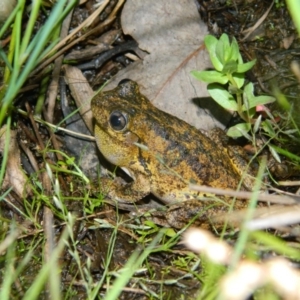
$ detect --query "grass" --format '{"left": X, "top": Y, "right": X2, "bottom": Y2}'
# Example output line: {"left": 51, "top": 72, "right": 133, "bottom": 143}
{"left": 1, "top": 1, "right": 300, "bottom": 299}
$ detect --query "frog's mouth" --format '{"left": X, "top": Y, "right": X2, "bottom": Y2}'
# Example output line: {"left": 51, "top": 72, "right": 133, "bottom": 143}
{"left": 120, "top": 166, "right": 136, "bottom": 181}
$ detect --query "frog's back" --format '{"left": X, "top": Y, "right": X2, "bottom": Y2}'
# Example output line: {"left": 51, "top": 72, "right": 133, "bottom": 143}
{"left": 136, "top": 105, "right": 242, "bottom": 191}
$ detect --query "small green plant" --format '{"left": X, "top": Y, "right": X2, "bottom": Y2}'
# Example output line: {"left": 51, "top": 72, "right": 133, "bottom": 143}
{"left": 275, "top": 0, "right": 285, "bottom": 8}
{"left": 191, "top": 33, "right": 276, "bottom": 139}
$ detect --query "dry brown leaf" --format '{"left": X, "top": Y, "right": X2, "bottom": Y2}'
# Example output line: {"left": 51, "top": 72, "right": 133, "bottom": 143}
{"left": 282, "top": 35, "right": 295, "bottom": 49}
{"left": 105, "top": 0, "right": 232, "bottom": 130}
{"left": 0, "top": 0, "right": 16, "bottom": 23}
{"left": 63, "top": 65, "right": 95, "bottom": 133}
{"left": 62, "top": 65, "right": 100, "bottom": 175}
{"left": 0, "top": 126, "right": 28, "bottom": 197}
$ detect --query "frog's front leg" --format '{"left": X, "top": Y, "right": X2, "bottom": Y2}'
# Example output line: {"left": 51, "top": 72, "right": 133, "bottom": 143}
{"left": 101, "top": 173, "right": 151, "bottom": 203}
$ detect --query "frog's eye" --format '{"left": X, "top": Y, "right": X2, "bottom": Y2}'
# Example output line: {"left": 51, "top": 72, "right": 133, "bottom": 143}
{"left": 118, "top": 79, "right": 132, "bottom": 85}
{"left": 109, "top": 111, "right": 128, "bottom": 131}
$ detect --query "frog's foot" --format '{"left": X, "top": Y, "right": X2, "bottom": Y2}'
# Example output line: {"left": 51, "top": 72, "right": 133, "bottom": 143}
{"left": 99, "top": 174, "right": 151, "bottom": 203}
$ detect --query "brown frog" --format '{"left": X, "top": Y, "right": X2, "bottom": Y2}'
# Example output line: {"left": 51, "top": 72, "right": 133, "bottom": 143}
{"left": 91, "top": 80, "right": 256, "bottom": 228}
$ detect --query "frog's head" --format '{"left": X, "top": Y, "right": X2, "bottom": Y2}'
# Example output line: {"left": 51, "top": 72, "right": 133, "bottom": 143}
{"left": 91, "top": 80, "right": 151, "bottom": 169}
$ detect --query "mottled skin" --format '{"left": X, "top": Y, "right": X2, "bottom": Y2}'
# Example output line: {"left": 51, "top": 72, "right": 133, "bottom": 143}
{"left": 91, "top": 80, "right": 254, "bottom": 227}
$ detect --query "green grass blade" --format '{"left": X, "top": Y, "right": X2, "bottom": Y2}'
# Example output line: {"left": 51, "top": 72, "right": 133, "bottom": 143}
{"left": 103, "top": 230, "right": 164, "bottom": 300}
{"left": 19, "top": 0, "right": 42, "bottom": 64}
{"left": 0, "top": 0, "right": 77, "bottom": 127}
{"left": 286, "top": 0, "right": 300, "bottom": 36}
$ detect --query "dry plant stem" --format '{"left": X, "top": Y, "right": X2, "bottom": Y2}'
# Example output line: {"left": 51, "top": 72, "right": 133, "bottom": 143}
{"left": 0, "top": 34, "right": 11, "bottom": 48}
{"left": 241, "top": 0, "right": 274, "bottom": 41}
{"left": 44, "top": 206, "right": 54, "bottom": 261}
{"left": 19, "top": 83, "right": 39, "bottom": 93}
{"left": 37, "top": 130, "right": 56, "bottom": 291}
{"left": 42, "top": 107, "right": 64, "bottom": 163}
{"left": 189, "top": 184, "right": 300, "bottom": 205}
{"left": 11, "top": 265, "right": 24, "bottom": 296}
{"left": 245, "top": 204, "right": 300, "bottom": 230}
{"left": 71, "top": 281, "right": 146, "bottom": 295}
{"left": 45, "top": 0, "right": 111, "bottom": 58}
{"left": 109, "top": 0, "right": 126, "bottom": 19}
{"left": 64, "top": 29, "right": 121, "bottom": 60}
{"left": 102, "top": 285, "right": 146, "bottom": 296}
{"left": 264, "top": 55, "right": 277, "bottom": 69}
{"left": 19, "top": 121, "right": 38, "bottom": 144}
{"left": 42, "top": 106, "right": 69, "bottom": 191}
{"left": 19, "top": 140, "right": 40, "bottom": 174}
{"left": 45, "top": 9, "right": 74, "bottom": 124}
{"left": 270, "top": 186, "right": 300, "bottom": 197}
{"left": 64, "top": 42, "right": 110, "bottom": 61}
{"left": 30, "top": 0, "right": 115, "bottom": 76}
{"left": 25, "top": 102, "right": 45, "bottom": 149}
{"left": 43, "top": 192, "right": 55, "bottom": 297}
{"left": 41, "top": 172, "right": 54, "bottom": 272}
{"left": 215, "top": 204, "right": 300, "bottom": 229}
{"left": 277, "top": 180, "right": 300, "bottom": 186}
{"left": 257, "top": 77, "right": 272, "bottom": 95}
{"left": 95, "top": 214, "right": 140, "bottom": 240}
{"left": 31, "top": 14, "right": 115, "bottom": 77}
{"left": 16, "top": 210, "right": 114, "bottom": 239}
{"left": 18, "top": 108, "right": 95, "bottom": 141}
{"left": 24, "top": 103, "right": 57, "bottom": 272}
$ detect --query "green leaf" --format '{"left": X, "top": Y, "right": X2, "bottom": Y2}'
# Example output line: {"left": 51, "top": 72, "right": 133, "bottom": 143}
{"left": 191, "top": 70, "right": 228, "bottom": 84}
{"left": 242, "top": 83, "right": 276, "bottom": 110}
{"left": 238, "top": 52, "right": 244, "bottom": 64}
{"left": 66, "top": 157, "right": 75, "bottom": 165}
{"left": 236, "top": 59, "right": 256, "bottom": 73}
{"left": 274, "top": 89, "right": 291, "bottom": 110}
{"left": 247, "top": 95, "right": 276, "bottom": 110}
{"left": 243, "top": 82, "right": 254, "bottom": 110}
{"left": 144, "top": 220, "right": 158, "bottom": 229}
{"left": 253, "top": 115, "right": 262, "bottom": 133}
{"left": 222, "top": 60, "right": 238, "bottom": 73}
{"left": 227, "top": 122, "right": 251, "bottom": 138}
{"left": 216, "top": 40, "right": 225, "bottom": 65}
{"left": 204, "top": 35, "right": 223, "bottom": 71}
{"left": 251, "top": 230, "right": 300, "bottom": 260}
{"left": 232, "top": 72, "right": 245, "bottom": 88}
{"left": 208, "top": 83, "right": 238, "bottom": 111}
{"left": 219, "top": 33, "right": 231, "bottom": 62}
{"left": 268, "top": 144, "right": 282, "bottom": 163}
{"left": 262, "top": 120, "right": 276, "bottom": 138}
{"left": 244, "top": 81, "right": 254, "bottom": 94}
{"left": 164, "top": 228, "right": 177, "bottom": 237}
{"left": 269, "top": 144, "right": 300, "bottom": 162}
{"left": 230, "top": 37, "right": 239, "bottom": 61}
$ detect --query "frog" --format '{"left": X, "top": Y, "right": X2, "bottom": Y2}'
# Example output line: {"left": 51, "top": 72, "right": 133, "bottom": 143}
{"left": 91, "top": 79, "right": 257, "bottom": 229}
